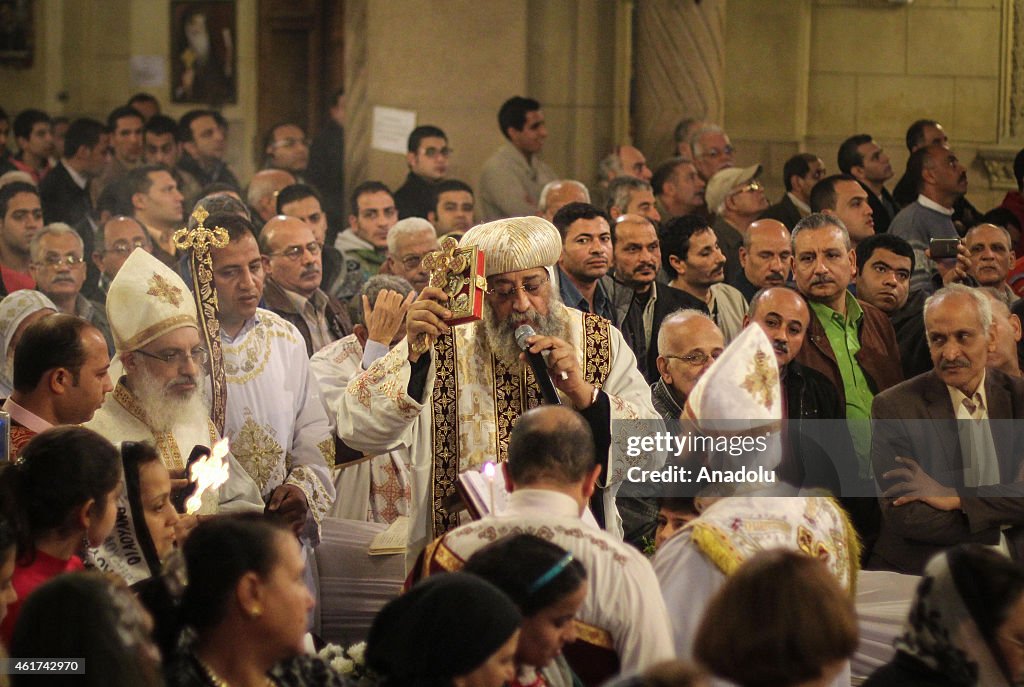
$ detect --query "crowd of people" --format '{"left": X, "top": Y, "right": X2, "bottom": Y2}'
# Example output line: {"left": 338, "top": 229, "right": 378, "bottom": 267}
{"left": 0, "top": 89, "right": 1023, "bottom": 687}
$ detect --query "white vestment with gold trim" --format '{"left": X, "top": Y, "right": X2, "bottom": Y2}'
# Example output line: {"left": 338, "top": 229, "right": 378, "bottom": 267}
{"left": 221, "top": 309, "right": 337, "bottom": 542}
{"left": 311, "top": 334, "right": 411, "bottom": 524}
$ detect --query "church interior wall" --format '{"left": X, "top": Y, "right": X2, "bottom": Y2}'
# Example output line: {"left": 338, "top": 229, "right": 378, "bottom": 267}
{"left": 0, "top": 0, "right": 1015, "bottom": 215}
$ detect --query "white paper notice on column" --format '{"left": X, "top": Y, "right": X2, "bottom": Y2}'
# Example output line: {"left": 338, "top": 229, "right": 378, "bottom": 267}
{"left": 130, "top": 55, "right": 167, "bottom": 88}
{"left": 371, "top": 106, "right": 416, "bottom": 155}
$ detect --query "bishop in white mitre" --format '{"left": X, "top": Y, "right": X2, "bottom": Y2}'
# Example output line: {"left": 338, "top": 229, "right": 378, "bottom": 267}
{"left": 652, "top": 325, "right": 860, "bottom": 687}
{"left": 335, "top": 216, "right": 659, "bottom": 561}
{"left": 87, "top": 249, "right": 264, "bottom": 516}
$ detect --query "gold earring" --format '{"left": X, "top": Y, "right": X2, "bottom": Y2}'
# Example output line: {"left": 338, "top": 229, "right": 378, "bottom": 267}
{"left": 250, "top": 606, "right": 262, "bottom": 618}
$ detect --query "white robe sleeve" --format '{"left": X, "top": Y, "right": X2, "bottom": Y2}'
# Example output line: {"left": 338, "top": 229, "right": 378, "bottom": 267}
{"left": 653, "top": 529, "right": 724, "bottom": 660}
{"left": 608, "top": 548, "right": 678, "bottom": 672}
{"left": 597, "top": 324, "right": 666, "bottom": 535}
{"left": 282, "top": 346, "right": 338, "bottom": 543}
{"left": 335, "top": 338, "right": 435, "bottom": 455}
{"left": 217, "top": 451, "right": 268, "bottom": 514}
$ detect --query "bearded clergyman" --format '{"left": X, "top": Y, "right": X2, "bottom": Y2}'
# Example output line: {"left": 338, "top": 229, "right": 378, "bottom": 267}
{"left": 87, "top": 248, "right": 264, "bottom": 520}
{"left": 335, "top": 215, "right": 659, "bottom": 560}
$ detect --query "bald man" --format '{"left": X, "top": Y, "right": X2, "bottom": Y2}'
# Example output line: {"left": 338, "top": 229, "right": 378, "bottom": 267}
{"left": 731, "top": 218, "right": 792, "bottom": 301}
{"left": 259, "top": 215, "right": 352, "bottom": 355}
{"left": 247, "top": 168, "right": 297, "bottom": 226}
{"left": 538, "top": 179, "right": 590, "bottom": 222}
{"left": 745, "top": 286, "right": 852, "bottom": 498}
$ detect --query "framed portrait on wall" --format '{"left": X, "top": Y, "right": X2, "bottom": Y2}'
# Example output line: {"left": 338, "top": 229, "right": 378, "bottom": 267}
{"left": 170, "top": 0, "right": 236, "bottom": 105}
{"left": 0, "top": 0, "right": 33, "bottom": 68}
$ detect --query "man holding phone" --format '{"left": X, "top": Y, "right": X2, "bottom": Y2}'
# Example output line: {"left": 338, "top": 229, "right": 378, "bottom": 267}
{"left": 890, "top": 144, "right": 969, "bottom": 292}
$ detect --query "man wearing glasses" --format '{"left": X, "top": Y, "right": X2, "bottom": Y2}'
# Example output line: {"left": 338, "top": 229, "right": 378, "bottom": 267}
{"left": 88, "top": 249, "right": 264, "bottom": 522}
{"left": 705, "top": 164, "right": 769, "bottom": 285}
{"left": 85, "top": 215, "right": 153, "bottom": 304}
{"left": 394, "top": 125, "right": 450, "bottom": 220}
{"left": 380, "top": 217, "right": 440, "bottom": 293}
{"left": 262, "top": 122, "right": 309, "bottom": 179}
{"left": 29, "top": 222, "right": 114, "bottom": 353}
{"left": 689, "top": 124, "right": 736, "bottom": 182}
{"left": 260, "top": 214, "right": 352, "bottom": 356}
{"left": 651, "top": 309, "right": 723, "bottom": 421}
{"left": 335, "top": 215, "right": 659, "bottom": 563}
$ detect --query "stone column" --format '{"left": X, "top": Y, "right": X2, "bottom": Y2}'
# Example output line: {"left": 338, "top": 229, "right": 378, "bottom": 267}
{"left": 633, "top": 0, "right": 725, "bottom": 161}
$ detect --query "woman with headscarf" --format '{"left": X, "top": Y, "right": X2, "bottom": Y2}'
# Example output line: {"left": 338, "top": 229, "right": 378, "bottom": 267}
{"left": 864, "top": 544, "right": 1024, "bottom": 687}
{"left": 88, "top": 441, "right": 183, "bottom": 657}
{"left": 0, "top": 289, "right": 55, "bottom": 398}
{"left": 367, "top": 572, "right": 522, "bottom": 687}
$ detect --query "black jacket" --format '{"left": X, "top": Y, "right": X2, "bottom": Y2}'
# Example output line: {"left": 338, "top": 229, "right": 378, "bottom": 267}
{"left": 39, "top": 161, "right": 91, "bottom": 227}
{"left": 394, "top": 172, "right": 438, "bottom": 220}
{"left": 889, "top": 289, "right": 931, "bottom": 379}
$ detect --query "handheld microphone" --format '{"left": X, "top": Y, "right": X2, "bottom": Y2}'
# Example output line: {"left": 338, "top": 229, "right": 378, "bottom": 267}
{"left": 514, "top": 324, "right": 562, "bottom": 405}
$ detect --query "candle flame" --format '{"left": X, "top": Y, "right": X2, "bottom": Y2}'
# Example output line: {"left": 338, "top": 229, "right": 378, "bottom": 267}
{"left": 483, "top": 462, "right": 496, "bottom": 478}
{"left": 185, "top": 437, "right": 231, "bottom": 514}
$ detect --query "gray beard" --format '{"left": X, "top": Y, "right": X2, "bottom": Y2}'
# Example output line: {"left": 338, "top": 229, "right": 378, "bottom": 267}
{"left": 476, "top": 298, "right": 572, "bottom": 372}
{"left": 130, "top": 368, "right": 210, "bottom": 433}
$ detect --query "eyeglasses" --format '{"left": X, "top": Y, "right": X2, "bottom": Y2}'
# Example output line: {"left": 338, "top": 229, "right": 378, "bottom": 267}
{"left": 105, "top": 239, "right": 149, "bottom": 256}
{"left": 421, "top": 146, "right": 452, "bottom": 158}
{"left": 35, "top": 254, "right": 86, "bottom": 268}
{"left": 732, "top": 181, "right": 763, "bottom": 195}
{"left": 268, "top": 242, "right": 321, "bottom": 260}
{"left": 663, "top": 350, "right": 722, "bottom": 367}
{"left": 399, "top": 254, "right": 426, "bottom": 270}
{"left": 134, "top": 346, "right": 209, "bottom": 367}
{"left": 485, "top": 276, "right": 550, "bottom": 300}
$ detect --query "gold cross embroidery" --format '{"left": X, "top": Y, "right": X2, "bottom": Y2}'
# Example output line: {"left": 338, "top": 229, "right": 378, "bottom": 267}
{"left": 740, "top": 349, "right": 778, "bottom": 411}
{"left": 173, "top": 205, "right": 229, "bottom": 255}
{"left": 146, "top": 273, "right": 183, "bottom": 307}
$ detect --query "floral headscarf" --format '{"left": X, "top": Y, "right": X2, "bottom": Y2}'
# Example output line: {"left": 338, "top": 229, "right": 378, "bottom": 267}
{"left": 0, "top": 290, "right": 57, "bottom": 396}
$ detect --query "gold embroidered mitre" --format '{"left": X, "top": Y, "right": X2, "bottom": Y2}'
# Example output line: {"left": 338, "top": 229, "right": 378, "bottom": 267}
{"left": 684, "top": 324, "right": 781, "bottom": 431}
{"left": 458, "top": 216, "right": 561, "bottom": 276}
{"left": 106, "top": 248, "right": 199, "bottom": 353}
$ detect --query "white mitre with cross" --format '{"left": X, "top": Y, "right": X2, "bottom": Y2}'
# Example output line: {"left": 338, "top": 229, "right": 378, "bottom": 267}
{"left": 684, "top": 324, "right": 784, "bottom": 484}
{"left": 685, "top": 323, "right": 781, "bottom": 429}
{"left": 106, "top": 248, "right": 199, "bottom": 354}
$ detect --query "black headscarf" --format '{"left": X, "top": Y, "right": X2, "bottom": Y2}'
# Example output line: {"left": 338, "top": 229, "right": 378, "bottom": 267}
{"left": 367, "top": 572, "right": 521, "bottom": 686}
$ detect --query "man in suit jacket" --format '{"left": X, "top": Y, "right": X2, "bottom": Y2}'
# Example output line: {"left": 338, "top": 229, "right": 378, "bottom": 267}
{"left": 760, "top": 153, "right": 825, "bottom": 230}
{"left": 39, "top": 118, "right": 109, "bottom": 228}
{"left": 604, "top": 213, "right": 705, "bottom": 383}
{"left": 871, "top": 284, "right": 1024, "bottom": 574}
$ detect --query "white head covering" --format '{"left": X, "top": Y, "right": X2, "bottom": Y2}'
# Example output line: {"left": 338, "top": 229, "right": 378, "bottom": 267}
{"left": 684, "top": 324, "right": 784, "bottom": 487}
{"left": 458, "top": 216, "right": 562, "bottom": 277}
{"left": 685, "top": 324, "right": 781, "bottom": 430}
{"left": 0, "top": 289, "right": 57, "bottom": 395}
{"left": 105, "top": 249, "right": 198, "bottom": 353}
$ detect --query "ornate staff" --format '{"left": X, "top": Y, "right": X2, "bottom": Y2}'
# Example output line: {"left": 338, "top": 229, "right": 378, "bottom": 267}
{"left": 173, "top": 206, "right": 229, "bottom": 433}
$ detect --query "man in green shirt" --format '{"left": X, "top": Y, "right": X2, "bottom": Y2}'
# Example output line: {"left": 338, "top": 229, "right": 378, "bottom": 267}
{"left": 791, "top": 212, "right": 904, "bottom": 559}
